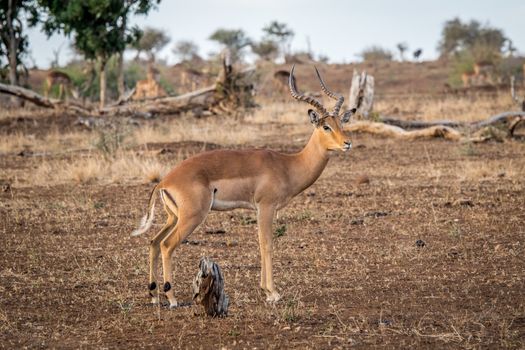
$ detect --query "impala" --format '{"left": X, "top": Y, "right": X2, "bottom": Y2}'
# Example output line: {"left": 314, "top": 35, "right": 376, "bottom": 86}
{"left": 44, "top": 70, "right": 79, "bottom": 101}
{"left": 132, "top": 65, "right": 167, "bottom": 100}
{"left": 131, "top": 65, "right": 355, "bottom": 307}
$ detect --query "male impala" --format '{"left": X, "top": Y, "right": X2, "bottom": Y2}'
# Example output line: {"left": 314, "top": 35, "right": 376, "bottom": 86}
{"left": 131, "top": 66, "right": 355, "bottom": 307}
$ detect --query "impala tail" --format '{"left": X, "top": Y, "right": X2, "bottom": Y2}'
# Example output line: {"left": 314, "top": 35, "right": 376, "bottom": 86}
{"left": 131, "top": 185, "right": 159, "bottom": 236}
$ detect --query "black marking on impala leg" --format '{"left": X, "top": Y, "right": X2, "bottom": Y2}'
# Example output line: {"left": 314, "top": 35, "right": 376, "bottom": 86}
{"left": 149, "top": 282, "right": 157, "bottom": 291}
{"left": 164, "top": 282, "right": 171, "bottom": 293}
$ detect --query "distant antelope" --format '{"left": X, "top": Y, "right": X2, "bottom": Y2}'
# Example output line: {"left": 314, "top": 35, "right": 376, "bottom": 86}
{"left": 131, "top": 66, "right": 355, "bottom": 308}
{"left": 272, "top": 69, "right": 291, "bottom": 100}
{"left": 132, "top": 65, "right": 167, "bottom": 100}
{"left": 44, "top": 71, "right": 79, "bottom": 100}
{"left": 180, "top": 68, "right": 206, "bottom": 92}
{"left": 463, "top": 62, "right": 496, "bottom": 88}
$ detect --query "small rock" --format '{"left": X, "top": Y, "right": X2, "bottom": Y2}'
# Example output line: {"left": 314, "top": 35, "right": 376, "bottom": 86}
{"left": 183, "top": 239, "right": 200, "bottom": 245}
{"left": 365, "top": 211, "right": 388, "bottom": 218}
{"left": 378, "top": 319, "right": 393, "bottom": 327}
{"left": 351, "top": 218, "right": 364, "bottom": 225}
{"left": 354, "top": 175, "right": 370, "bottom": 185}
{"left": 453, "top": 198, "right": 474, "bottom": 207}
{"left": 225, "top": 239, "right": 238, "bottom": 247}
{"left": 205, "top": 228, "right": 226, "bottom": 234}
{"left": 157, "top": 148, "right": 173, "bottom": 155}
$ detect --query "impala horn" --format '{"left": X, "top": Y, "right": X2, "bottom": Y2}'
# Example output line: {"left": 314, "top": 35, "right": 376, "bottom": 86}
{"left": 289, "top": 65, "right": 329, "bottom": 118}
{"left": 314, "top": 66, "right": 345, "bottom": 116}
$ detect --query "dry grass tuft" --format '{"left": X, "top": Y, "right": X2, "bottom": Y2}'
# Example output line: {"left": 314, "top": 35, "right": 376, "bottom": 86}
{"left": 36, "top": 156, "right": 106, "bottom": 184}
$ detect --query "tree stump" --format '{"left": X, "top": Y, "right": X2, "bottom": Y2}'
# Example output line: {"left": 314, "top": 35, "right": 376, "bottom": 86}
{"left": 192, "top": 257, "right": 229, "bottom": 317}
{"left": 348, "top": 70, "right": 374, "bottom": 119}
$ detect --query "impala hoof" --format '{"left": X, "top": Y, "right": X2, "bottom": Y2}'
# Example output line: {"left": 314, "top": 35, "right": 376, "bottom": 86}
{"left": 266, "top": 291, "right": 281, "bottom": 303}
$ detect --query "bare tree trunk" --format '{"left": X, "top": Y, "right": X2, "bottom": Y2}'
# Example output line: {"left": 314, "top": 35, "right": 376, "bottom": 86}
{"left": 98, "top": 56, "right": 107, "bottom": 109}
{"left": 116, "top": 15, "right": 126, "bottom": 100}
{"left": 117, "top": 52, "right": 125, "bottom": 99}
{"left": 7, "top": 0, "right": 20, "bottom": 107}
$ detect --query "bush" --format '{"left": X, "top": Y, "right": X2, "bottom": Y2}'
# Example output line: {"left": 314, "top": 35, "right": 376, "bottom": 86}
{"left": 359, "top": 46, "right": 393, "bottom": 62}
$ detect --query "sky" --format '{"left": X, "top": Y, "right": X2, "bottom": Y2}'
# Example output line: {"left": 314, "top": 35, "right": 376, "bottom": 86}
{"left": 26, "top": 0, "right": 525, "bottom": 68}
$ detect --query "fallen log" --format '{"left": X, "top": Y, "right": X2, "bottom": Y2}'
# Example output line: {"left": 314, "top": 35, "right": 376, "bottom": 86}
{"left": 0, "top": 82, "right": 92, "bottom": 115}
{"left": 380, "top": 111, "right": 525, "bottom": 132}
{"left": 99, "top": 85, "right": 217, "bottom": 116}
{"left": 345, "top": 121, "right": 462, "bottom": 141}
{"left": 346, "top": 111, "right": 525, "bottom": 142}
{"left": 379, "top": 116, "right": 464, "bottom": 129}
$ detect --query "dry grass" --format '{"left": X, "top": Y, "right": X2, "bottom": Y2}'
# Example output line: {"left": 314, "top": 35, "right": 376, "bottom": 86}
{"left": 375, "top": 92, "right": 516, "bottom": 122}
{"left": 0, "top": 130, "right": 96, "bottom": 154}
{"left": 33, "top": 153, "right": 170, "bottom": 186}
{"left": 132, "top": 117, "right": 269, "bottom": 147}
{"left": 456, "top": 159, "right": 523, "bottom": 182}
{"left": 245, "top": 102, "right": 306, "bottom": 124}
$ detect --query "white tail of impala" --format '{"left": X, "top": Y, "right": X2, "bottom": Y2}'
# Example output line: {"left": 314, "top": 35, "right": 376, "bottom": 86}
{"left": 132, "top": 65, "right": 356, "bottom": 307}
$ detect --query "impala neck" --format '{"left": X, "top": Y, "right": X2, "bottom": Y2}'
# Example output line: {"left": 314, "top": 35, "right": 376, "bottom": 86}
{"left": 289, "top": 129, "right": 330, "bottom": 196}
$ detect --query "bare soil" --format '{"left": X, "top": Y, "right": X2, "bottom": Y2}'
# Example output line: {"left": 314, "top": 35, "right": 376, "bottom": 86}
{"left": 1, "top": 121, "right": 524, "bottom": 348}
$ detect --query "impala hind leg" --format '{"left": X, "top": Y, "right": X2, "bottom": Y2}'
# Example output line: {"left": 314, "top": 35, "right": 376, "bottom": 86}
{"left": 257, "top": 204, "right": 281, "bottom": 303}
{"left": 148, "top": 211, "right": 177, "bottom": 304}
{"left": 160, "top": 190, "right": 211, "bottom": 308}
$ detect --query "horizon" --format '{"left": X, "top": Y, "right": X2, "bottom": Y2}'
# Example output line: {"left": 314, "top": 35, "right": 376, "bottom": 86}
{"left": 26, "top": 0, "right": 525, "bottom": 68}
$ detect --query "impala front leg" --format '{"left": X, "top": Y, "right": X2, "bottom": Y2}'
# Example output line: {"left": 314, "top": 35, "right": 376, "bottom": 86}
{"left": 257, "top": 204, "right": 281, "bottom": 303}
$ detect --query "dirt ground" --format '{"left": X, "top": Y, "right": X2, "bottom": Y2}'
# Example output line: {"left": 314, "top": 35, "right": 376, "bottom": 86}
{"left": 1, "top": 105, "right": 524, "bottom": 349}
{"left": 1, "top": 59, "right": 525, "bottom": 348}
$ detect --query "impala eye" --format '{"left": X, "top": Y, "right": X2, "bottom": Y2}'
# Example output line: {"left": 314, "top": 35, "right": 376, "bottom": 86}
{"left": 322, "top": 125, "right": 332, "bottom": 132}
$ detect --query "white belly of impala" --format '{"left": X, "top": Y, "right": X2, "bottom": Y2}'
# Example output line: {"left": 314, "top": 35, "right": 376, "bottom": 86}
{"left": 211, "top": 199, "right": 255, "bottom": 211}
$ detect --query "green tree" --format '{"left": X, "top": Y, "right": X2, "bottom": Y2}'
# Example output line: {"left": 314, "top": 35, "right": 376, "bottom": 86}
{"left": 359, "top": 46, "right": 393, "bottom": 62}
{"left": 209, "top": 28, "right": 251, "bottom": 62}
{"left": 438, "top": 18, "right": 507, "bottom": 58}
{"left": 262, "top": 21, "right": 294, "bottom": 59}
{"left": 172, "top": 40, "right": 199, "bottom": 62}
{"left": 0, "top": 0, "right": 38, "bottom": 102}
{"left": 251, "top": 39, "right": 278, "bottom": 62}
{"left": 132, "top": 26, "right": 170, "bottom": 60}
{"left": 39, "top": 0, "right": 160, "bottom": 108}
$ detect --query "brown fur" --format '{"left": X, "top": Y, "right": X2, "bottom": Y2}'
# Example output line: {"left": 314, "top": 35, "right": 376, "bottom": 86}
{"left": 132, "top": 66, "right": 166, "bottom": 100}
{"left": 44, "top": 71, "right": 78, "bottom": 100}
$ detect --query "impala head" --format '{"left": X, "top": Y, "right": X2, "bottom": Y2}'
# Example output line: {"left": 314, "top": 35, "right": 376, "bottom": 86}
{"left": 289, "top": 65, "right": 355, "bottom": 152}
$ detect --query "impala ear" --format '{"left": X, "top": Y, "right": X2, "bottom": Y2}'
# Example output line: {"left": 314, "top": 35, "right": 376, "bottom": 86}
{"left": 308, "top": 109, "right": 321, "bottom": 125}
{"left": 341, "top": 108, "right": 357, "bottom": 124}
